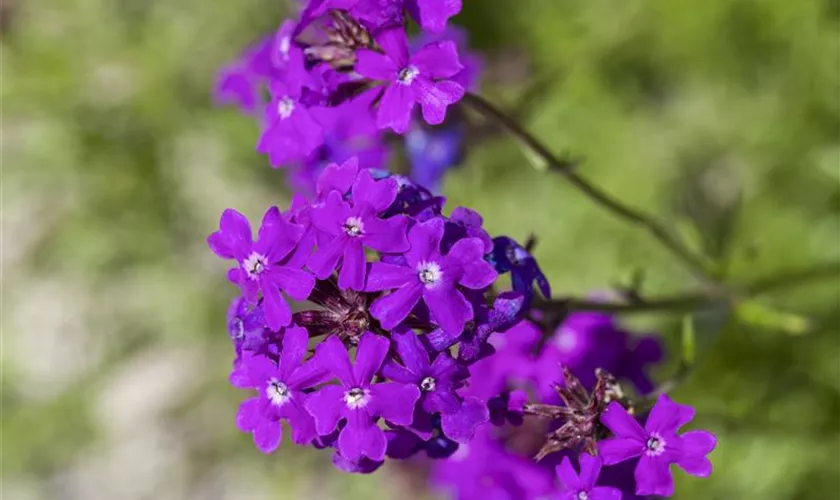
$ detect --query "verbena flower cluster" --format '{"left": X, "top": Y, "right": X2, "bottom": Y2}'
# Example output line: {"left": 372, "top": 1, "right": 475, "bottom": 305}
{"left": 210, "top": 0, "right": 717, "bottom": 497}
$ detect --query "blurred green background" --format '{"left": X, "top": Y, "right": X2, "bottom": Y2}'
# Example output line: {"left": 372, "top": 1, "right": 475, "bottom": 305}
{"left": 3, "top": 0, "right": 839, "bottom": 498}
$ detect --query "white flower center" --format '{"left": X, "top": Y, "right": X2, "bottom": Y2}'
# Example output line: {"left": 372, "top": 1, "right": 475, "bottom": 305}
{"left": 417, "top": 261, "right": 442, "bottom": 286}
{"left": 277, "top": 96, "right": 295, "bottom": 119}
{"left": 397, "top": 65, "right": 419, "bottom": 85}
{"left": 343, "top": 217, "right": 364, "bottom": 237}
{"left": 645, "top": 432, "right": 666, "bottom": 456}
{"left": 554, "top": 327, "right": 578, "bottom": 353}
{"left": 343, "top": 387, "right": 371, "bottom": 409}
{"left": 420, "top": 376, "right": 436, "bottom": 392}
{"left": 577, "top": 492, "right": 589, "bottom": 500}
{"left": 243, "top": 252, "right": 268, "bottom": 280}
{"left": 266, "top": 378, "right": 292, "bottom": 406}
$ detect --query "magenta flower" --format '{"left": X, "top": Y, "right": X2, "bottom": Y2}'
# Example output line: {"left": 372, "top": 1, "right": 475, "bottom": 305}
{"left": 258, "top": 81, "right": 324, "bottom": 167}
{"left": 381, "top": 328, "right": 488, "bottom": 443}
{"left": 207, "top": 207, "right": 315, "bottom": 330}
{"left": 599, "top": 395, "right": 717, "bottom": 497}
{"left": 366, "top": 217, "right": 498, "bottom": 335}
{"left": 304, "top": 334, "right": 421, "bottom": 462}
{"left": 555, "top": 455, "right": 622, "bottom": 500}
{"left": 230, "top": 326, "right": 331, "bottom": 453}
{"left": 308, "top": 169, "right": 410, "bottom": 290}
{"left": 356, "top": 27, "right": 464, "bottom": 133}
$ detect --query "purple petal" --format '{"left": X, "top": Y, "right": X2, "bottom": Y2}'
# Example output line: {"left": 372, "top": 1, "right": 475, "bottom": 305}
{"left": 317, "top": 157, "right": 360, "bottom": 196}
{"left": 556, "top": 457, "right": 582, "bottom": 491}
{"left": 380, "top": 360, "right": 418, "bottom": 384}
{"left": 268, "top": 266, "right": 315, "bottom": 301}
{"left": 411, "top": 40, "right": 463, "bottom": 79}
{"left": 282, "top": 400, "right": 319, "bottom": 445}
{"left": 412, "top": 0, "right": 461, "bottom": 33}
{"left": 677, "top": 430, "right": 717, "bottom": 456}
{"left": 370, "top": 281, "right": 424, "bottom": 329}
{"left": 391, "top": 327, "right": 431, "bottom": 374}
{"left": 356, "top": 49, "right": 398, "bottom": 82}
{"left": 405, "top": 217, "right": 445, "bottom": 266}
{"left": 424, "top": 284, "right": 472, "bottom": 336}
{"left": 634, "top": 455, "right": 675, "bottom": 497}
{"left": 413, "top": 78, "right": 463, "bottom": 125}
{"left": 339, "top": 421, "right": 387, "bottom": 462}
{"left": 370, "top": 383, "right": 421, "bottom": 425}
{"left": 338, "top": 241, "right": 366, "bottom": 290}
{"left": 424, "top": 390, "right": 461, "bottom": 414}
{"left": 307, "top": 236, "right": 346, "bottom": 279}
{"left": 354, "top": 333, "right": 391, "bottom": 384}
{"left": 375, "top": 27, "right": 409, "bottom": 68}
{"left": 219, "top": 209, "right": 253, "bottom": 256}
{"left": 589, "top": 487, "right": 623, "bottom": 500}
{"left": 310, "top": 190, "right": 352, "bottom": 234}
{"left": 599, "top": 438, "right": 645, "bottom": 466}
{"left": 278, "top": 326, "right": 309, "bottom": 376}
{"left": 578, "top": 453, "right": 603, "bottom": 490}
{"left": 253, "top": 415, "right": 282, "bottom": 453}
{"left": 440, "top": 396, "right": 488, "bottom": 443}
{"left": 352, "top": 168, "right": 399, "bottom": 213}
{"left": 645, "top": 394, "right": 695, "bottom": 434}
{"left": 255, "top": 208, "right": 304, "bottom": 262}
{"left": 376, "top": 84, "right": 415, "bottom": 134}
{"left": 236, "top": 397, "right": 261, "bottom": 433}
{"left": 361, "top": 215, "right": 410, "bottom": 253}
{"left": 677, "top": 455, "right": 713, "bottom": 478}
{"left": 601, "top": 402, "right": 647, "bottom": 441}
{"left": 447, "top": 237, "right": 498, "bottom": 289}
{"left": 207, "top": 232, "right": 236, "bottom": 260}
{"left": 365, "top": 261, "right": 416, "bottom": 291}
{"left": 304, "top": 384, "right": 346, "bottom": 436}
{"left": 262, "top": 279, "right": 292, "bottom": 330}
{"left": 315, "top": 336, "right": 355, "bottom": 385}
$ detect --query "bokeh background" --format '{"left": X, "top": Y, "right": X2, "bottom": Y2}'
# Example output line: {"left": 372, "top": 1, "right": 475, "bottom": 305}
{"left": 3, "top": 0, "right": 839, "bottom": 498}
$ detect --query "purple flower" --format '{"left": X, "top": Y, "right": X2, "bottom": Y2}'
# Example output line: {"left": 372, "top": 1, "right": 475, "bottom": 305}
{"left": 406, "top": 122, "right": 464, "bottom": 193}
{"left": 366, "top": 217, "right": 498, "bottom": 335}
{"left": 555, "top": 455, "right": 622, "bottom": 500}
{"left": 226, "top": 297, "right": 271, "bottom": 356}
{"left": 490, "top": 236, "right": 551, "bottom": 306}
{"left": 382, "top": 327, "right": 488, "bottom": 442}
{"left": 356, "top": 28, "right": 465, "bottom": 133}
{"left": 258, "top": 81, "right": 324, "bottom": 167}
{"left": 214, "top": 36, "right": 276, "bottom": 113}
{"left": 207, "top": 207, "right": 315, "bottom": 330}
{"left": 230, "top": 326, "right": 330, "bottom": 453}
{"left": 308, "top": 169, "right": 410, "bottom": 290}
{"left": 406, "top": 0, "right": 462, "bottom": 34}
{"left": 599, "top": 395, "right": 717, "bottom": 497}
{"left": 304, "top": 334, "right": 421, "bottom": 461}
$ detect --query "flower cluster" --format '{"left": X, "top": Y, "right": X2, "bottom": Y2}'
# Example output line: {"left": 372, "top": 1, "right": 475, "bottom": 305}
{"left": 209, "top": 0, "right": 718, "bottom": 496}
{"left": 431, "top": 315, "right": 716, "bottom": 499}
{"left": 211, "top": 158, "right": 538, "bottom": 470}
{"left": 215, "top": 0, "right": 481, "bottom": 195}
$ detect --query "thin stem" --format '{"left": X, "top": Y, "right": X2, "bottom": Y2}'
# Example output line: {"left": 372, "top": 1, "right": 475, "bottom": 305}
{"left": 461, "top": 92, "right": 713, "bottom": 279}
{"left": 533, "top": 262, "right": 838, "bottom": 315}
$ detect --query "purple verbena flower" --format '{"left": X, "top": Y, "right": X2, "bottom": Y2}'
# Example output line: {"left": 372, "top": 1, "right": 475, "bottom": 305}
{"left": 599, "top": 395, "right": 717, "bottom": 497}
{"left": 555, "top": 455, "right": 622, "bottom": 500}
{"left": 304, "top": 334, "right": 421, "bottom": 461}
{"left": 382, "top": 327, "right": 488, "bottom": 442}
{"left": 258, "top": 81, "right": 324, "bottom": 167}
{"left": 366, "top": 217, "right": 498, "bottom": 335}
{"left": 308, "top": 169, "right": 410, "bottom": 290}
{"left": 356, "top": 27, "right": 465, "bottom": 133}
{"left": 230, "top": 326, "right": 330, "bottom": 453}
{"left": 207, "top": 207, "right": 315, "bottom": 330}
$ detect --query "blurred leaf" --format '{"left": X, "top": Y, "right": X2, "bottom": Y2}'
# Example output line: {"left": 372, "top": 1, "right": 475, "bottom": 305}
{"left": 736, "top": 300, "right": 814, "bottom": 335}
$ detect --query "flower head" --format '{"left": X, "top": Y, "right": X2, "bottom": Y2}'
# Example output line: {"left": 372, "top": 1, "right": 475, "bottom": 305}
{"left": 357, "top": 27, "right": 465, "bottom": 133}
{"left": 599, "top": 394, "right": 717, "bottom": 497}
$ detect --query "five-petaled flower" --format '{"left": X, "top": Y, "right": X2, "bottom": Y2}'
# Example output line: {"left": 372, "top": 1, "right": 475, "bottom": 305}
{"left": 599, "top": 394, "right": 717, "bottom": 497}
{"left": 207, "top": 207, "right": 316, "bottom": 330}
{"left": 357, "top": 27, "right": 465, "bottom": 133}
{"left": 305, "top": 334, "right": 421, "bottom": 461}
{"left": 230, "top": 326, "right": 331, "bottom": 453}
{"left": 365, "top": 217, "right": 498, "bottom": 335}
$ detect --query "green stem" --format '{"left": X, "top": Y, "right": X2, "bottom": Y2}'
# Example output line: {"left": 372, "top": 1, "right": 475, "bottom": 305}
{"left": 461, "top": 92, "right": 713, "bottom": 279}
